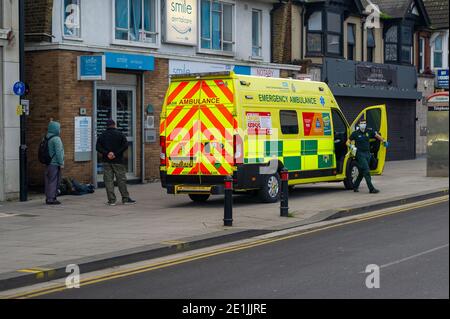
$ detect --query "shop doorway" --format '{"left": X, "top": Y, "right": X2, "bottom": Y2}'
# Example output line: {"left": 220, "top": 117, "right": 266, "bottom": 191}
{"left": 95, "top": 86, "right": 137, "bottom": 182}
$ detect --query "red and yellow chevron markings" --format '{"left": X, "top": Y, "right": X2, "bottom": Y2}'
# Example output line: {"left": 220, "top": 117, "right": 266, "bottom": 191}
{"left": 162, "top": 79, "right": 236, "bottom": 176}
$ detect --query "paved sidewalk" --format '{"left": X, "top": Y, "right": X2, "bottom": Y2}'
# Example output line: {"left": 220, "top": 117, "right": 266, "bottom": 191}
{"left": 0, "top": 158, "right": 448, "bottom": 277}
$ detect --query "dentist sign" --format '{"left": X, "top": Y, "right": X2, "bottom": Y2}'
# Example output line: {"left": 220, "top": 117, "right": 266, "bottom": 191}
{"left": 164, "top": 0, "right": 197, "bottom": 45}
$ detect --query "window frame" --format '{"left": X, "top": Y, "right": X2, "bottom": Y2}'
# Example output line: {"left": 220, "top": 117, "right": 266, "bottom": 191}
{"left": 418, "top": 36, "right": 425, "bottom": 72}
{"left": 62, "top": 0, "right": 82, "bottom": 40}
{"left": 198, "top": 0, "right": 235, "bottom": 56}
{"left": 433, "top": 35, "right": 443, "bottom": 68}
{"left": 366, "top": 27, "right": 376, "bottom": 62}
{"left": 251, "top": 8, "right": 262, "bottom": 58}
{"left": 279, "top": 110, "right": 299, "bottom": 135}
{"left": 347, "top": 23, "right": 356, "bottom": 61}
{"left": 384, "top": 22, "right": 414, "bottom": 65}
{"left": 112, "top": 0, "right": 160, "bottom": 49}
{"left": 306, "top": 9, "right": 343, "bottom": 57}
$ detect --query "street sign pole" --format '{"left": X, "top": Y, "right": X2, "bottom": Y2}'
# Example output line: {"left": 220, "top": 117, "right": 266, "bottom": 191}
{"left": 19, "top": 0, "right": 27, "bottom": 202}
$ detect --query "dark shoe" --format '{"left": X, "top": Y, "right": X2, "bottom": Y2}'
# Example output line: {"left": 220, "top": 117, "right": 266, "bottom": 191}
{"left": 353, "top": 188, "right": 359, "bottom": 192}
{"left": 370, "top": 188, "right": 380, "bottom": 194}
{"left": 46, "top": 200, "right": 61, "bottom": 205}
{"left": 122, "top": 198, "right": 136, "bottom": 205}
{"left": 106, "top": 201, "right": 117, "bottom": 206}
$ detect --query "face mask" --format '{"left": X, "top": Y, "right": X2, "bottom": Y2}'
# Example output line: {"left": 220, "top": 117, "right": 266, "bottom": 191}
{"left": 359, "top": 123, "right": 367, "bottom": 131}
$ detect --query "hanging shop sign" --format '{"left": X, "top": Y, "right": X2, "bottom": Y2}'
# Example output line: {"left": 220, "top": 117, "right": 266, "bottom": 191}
{"left": 105, "top": 52, "right": 155, "bottom": 71}
{"left": 74, "top": 116, "right": 92, "bottom": 162}
{"left": 164, "top": 0, "right": 198, "bottom": 45}
{"left": 77, "top": 55, "right": 106, "bottom": 81}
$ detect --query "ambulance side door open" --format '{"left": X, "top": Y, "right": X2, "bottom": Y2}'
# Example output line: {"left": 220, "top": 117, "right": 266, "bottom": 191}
{"left": 350, "top": 104, "right": 388, "bottom": 175}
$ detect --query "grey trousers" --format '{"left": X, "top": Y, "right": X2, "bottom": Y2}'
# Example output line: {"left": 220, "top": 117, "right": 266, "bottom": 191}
{"left": 45, "top": 165, "right": 61, "bottom": 202}
{"left": 103, "top": 163, "right": 130, "bottom": 203}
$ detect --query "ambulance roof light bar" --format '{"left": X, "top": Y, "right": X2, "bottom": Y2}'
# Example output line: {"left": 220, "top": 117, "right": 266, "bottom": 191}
{"left": 170, "top": 71, "right": 233, "bottom": 79}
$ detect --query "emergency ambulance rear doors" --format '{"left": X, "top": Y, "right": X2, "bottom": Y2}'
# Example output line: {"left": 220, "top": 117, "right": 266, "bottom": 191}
{"left": 164, "top": 78, "right": 235, "bottom": 177}
{"left": 350, "top": 104, "right": 388, "bottom": 175}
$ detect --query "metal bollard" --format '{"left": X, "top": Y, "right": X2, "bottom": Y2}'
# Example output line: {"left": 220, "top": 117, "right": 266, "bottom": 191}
{"left": 280, "top": 168, "right": 289, "bottom": 217}
{"left": 224, "top": 175, "right": 233, "bottom": 226}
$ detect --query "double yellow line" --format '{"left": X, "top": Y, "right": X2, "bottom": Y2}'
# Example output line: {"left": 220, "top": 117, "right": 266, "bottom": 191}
{"left": 4, "top": 195, "right": 448, "bottom": 299}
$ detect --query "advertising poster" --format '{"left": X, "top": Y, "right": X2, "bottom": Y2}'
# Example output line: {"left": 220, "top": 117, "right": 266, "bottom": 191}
{"left": 246, "top": 112, "right": 272, "bottom": 135}
{"left": 165, "top": 0, "right": 198, "bottom": 45}
{"left": 303, "top": 112, "right": 332, "bottom": 136}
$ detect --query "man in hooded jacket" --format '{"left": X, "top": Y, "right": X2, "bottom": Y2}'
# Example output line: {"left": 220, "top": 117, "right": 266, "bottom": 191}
{"left": 45, "top": 121, "right": 65, "bottom": 205}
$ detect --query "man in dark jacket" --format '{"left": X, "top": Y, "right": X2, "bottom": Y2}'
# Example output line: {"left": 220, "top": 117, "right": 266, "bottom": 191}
{"left": 96, "top": 119, "right": 136, "bottom": 206}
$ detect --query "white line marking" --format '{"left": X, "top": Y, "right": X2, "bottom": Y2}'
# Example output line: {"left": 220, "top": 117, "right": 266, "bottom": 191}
{"left": 379, "top": 243, "right": 449, "bottom": 269}
{"left": 0, "top": 213, "right": 19, "bottom": 218}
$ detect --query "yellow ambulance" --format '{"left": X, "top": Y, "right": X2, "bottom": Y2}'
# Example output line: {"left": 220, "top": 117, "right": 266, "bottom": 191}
{"left": 159, "top": 71, "right": 387, "bottom": 203}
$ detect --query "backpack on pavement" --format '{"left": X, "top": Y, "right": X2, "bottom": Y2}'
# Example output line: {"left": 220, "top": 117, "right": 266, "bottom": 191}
{"left": 38, "top": 135, "right": 56, "bottom": 165}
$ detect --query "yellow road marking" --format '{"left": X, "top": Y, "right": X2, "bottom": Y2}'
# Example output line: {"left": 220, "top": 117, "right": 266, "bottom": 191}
{"left": 5, "top": 196, "right": 448, "bottom": 299}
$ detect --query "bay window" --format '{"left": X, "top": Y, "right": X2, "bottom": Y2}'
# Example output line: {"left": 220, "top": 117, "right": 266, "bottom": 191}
{"left": 63, "top": 0, "right": 81, "bottom": 38}
{"left": 201, "top": 0, "right": 234, "bottom": 53}
{"left": 384, "top": 25, "right": 398, "bottom": 62}
{"left": 114, "top": 0, "right": 157, "bottom": 44}
{"left": 401, "top": 26, "right": 412, "bottom": 63}
{"left": 306, "top": 10, "right": 342, "bottom": 56}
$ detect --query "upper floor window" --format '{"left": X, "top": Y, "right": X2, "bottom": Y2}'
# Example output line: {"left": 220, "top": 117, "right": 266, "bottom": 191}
{"left": 63, "top": 0, "right": 81, "bottom": 38}
{"left": 401, "top": 26, "right": 412, "bottom": 64}
{"left": 326, "top": 12, "right": 342, "bottom": 55}
{"left": 114, "top": 0, "right": 157, "bottom": 45}
{"left": 306, "top": 10, "right": 342, "bottom": 56}
{"left": 347, "top": 23, "right": 356, "bottom": 60}
{"left": 252, "top": 9, "right": 262, "bottom": 57}
{"left": 419, "top": 36, "right": 425, "bottom": 72}
{"left": 201, "top": 0, "right": 234, "bottom": 53}
{"left": 384, "top": 25, "right": 398, "bottom": 62}
{"left": 433, "top": 35, "right": 443, "bottom": 68}
{"left": 307, "top": 11, "right": 322, "bottom": 53}
{"left": 367, "top": 28, "right": 375, "bottom": 62}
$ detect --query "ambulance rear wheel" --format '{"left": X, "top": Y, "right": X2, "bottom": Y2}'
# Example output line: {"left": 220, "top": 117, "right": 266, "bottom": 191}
{"left": 259, "top": 174, "right": 281, "bottom": 203}
{"left": 188, "top": 194, "right": 210, "bottom": 202}
{"left": 344, "top": 160, "right": 359, "bottom": 190}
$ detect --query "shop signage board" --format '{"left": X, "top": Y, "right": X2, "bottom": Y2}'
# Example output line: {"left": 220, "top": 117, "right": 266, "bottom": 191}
{"left": 169, "top": 60, "right": 280, "bottom": 77}
{"left": 74, "top": 116, "right": 92, "bottom": 162}
{"left": 355, "top": 63, "right": 397, "bottom": 87}
{"left": 77, "top": 55, "right": 106, "bottom": 80}
{"left": 436, "top": 69, "right": 449, "bottom": 89}
{"left": 164, "top": 0, "right": 197, "bottom": 45}
{"left": 105, "top": 52, "right": 154, "bottom": 71}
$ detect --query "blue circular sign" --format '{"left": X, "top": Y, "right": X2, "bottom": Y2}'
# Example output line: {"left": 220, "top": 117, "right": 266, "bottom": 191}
{"left": 13, "top": 81, "right": 26, "bottom": 96}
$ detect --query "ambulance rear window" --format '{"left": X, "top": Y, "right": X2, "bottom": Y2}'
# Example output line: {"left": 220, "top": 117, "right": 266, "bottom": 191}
{"left": 280, "top": 110, "right": 299, "bottom": 135}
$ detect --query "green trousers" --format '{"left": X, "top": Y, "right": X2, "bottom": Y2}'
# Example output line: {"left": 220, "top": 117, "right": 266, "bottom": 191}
{"left": 103, "top": 163, "right": 130, "bottom": 203}
{"left": 354, "top": 151, "right": 375, "bottom": 191}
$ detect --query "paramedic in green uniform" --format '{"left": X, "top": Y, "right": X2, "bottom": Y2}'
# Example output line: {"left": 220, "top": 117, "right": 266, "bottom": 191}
{"left": 346, "top": 119, "right": 389, "bottom": 193}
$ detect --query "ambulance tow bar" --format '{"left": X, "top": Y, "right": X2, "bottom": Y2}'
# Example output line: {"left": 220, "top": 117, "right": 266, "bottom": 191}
{"left": 224, "top": 175, "right": 233, "bottom": 226}
{"left": 280, "top": 168, "right": 289, "bottom": 217}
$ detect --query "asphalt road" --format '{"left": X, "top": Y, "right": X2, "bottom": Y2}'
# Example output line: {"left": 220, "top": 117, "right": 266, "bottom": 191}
{"left": 38, "top": 201, "right": 449, "bottom": 299}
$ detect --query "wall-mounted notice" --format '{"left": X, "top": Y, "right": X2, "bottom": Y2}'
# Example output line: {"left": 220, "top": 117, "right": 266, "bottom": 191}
{"left": 75, "top": 116, "right": 92, "bottom": 162}
{"left": 165, "top": 0, "right": 198, "bottom": 45}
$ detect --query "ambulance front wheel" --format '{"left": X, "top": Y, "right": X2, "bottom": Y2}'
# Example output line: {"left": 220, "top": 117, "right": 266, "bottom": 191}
{"left": 188, "top": 194, "right": 210, "bottom": 202}
{"left": 259, "top": 173, "right": 281, "bottom": 203}
{"left": 344, "top": 160, "right": 359, "bottom": 190}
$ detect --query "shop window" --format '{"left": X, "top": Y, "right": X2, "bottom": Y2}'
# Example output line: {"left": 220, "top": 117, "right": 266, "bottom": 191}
{"left": 433, "top": 35, "right": 443, "bottom": 68}
{"left": 114, "top": 0, "right": 157, "bottom": 45}
{"left": 384, "top": 25, "right": 398, "bottom": 62}
{"left": 252, "top": 9, "right": 262, "bottom": 57}
{"left": 401, "top": 26, "right": 412, "bottom": 64}
{"left": 280, "top": 110, "right": 299, "bottom": 135}
{"left": 307, "top": 11, "right": 323, "bottom": 53}
{"left": 326, "top": 12, "right": 342, "bottom": 55}
{"left": 367, "top": 28, "right": 375, "bottom": 62}
{"left": 63, "top": 0, "right": 81, "bottom": 38}
{"left": 347, "top": 23, "right": 356, "bottom": 60}
{"left": 201, "top": 0, "right": 234, "bottom": 53}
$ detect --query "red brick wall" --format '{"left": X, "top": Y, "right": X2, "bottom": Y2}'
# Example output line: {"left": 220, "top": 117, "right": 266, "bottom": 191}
{"left": 25, "top": 50, "right": 168, "bottom": 188}
{"left": 25, "top": 0, "right": 54, "bottom": 42}
{"left": 271, "top": 1, "right": 292, "bottom": 64}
